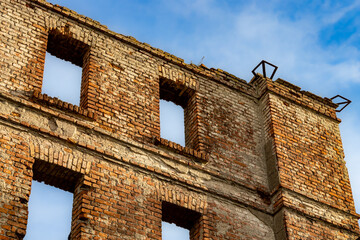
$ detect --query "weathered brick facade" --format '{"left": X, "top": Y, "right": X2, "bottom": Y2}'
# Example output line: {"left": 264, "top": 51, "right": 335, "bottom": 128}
{"left": 0, "top": 0, "right": 359, "bottom": 239}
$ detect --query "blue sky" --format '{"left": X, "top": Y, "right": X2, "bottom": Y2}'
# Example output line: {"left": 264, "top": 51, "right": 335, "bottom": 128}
{"left": 27, "top": 0, "right": 360, "bottom": 238}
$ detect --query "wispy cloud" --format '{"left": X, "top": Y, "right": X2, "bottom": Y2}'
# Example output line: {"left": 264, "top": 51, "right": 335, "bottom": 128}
{"left": 161, "top": 1, "right": 360, "bottom": 92}
{"left": 320, "top": 1, "right": 360, "bottom": 25}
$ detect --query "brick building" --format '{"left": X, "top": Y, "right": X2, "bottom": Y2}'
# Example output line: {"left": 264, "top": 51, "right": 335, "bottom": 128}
{"left": 0, "top": 0, "right": 359, "bottom": 239}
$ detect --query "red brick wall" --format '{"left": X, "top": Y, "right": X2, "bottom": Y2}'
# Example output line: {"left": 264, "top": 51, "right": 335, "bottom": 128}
{"left": 0, "top": 0, "right": 359, "bottom": 239}
{"left": 198, "top": 79, "right": 269, "bottom": 191}
{"left": 254, "top": 77, "right": 360, "bottom": 238}
{"left": 0, "top": 132, "right": 32, "bottom": 239}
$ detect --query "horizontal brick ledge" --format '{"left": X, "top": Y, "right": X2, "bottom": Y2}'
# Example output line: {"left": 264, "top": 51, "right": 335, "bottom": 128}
{"left": 152, "top": 137, "right": 209, "bottom": 163}
{"left": 31, "top": 90, "right": 97, "bottom": 120}
{"left": 0, "top": 106, "right": 272, "bottom": 214}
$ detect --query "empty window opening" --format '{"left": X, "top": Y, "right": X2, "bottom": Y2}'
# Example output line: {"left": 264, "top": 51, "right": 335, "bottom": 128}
{"left": 162, "top": 201, "right": 201, "bottom": 240}
{"left": 25, "top": 159, "right": 82, "bottom": 240}
{"left": 25, "top": 180, "right": 73, "bottom": 240}
{"left": 160, "top": 99, "right": 185, "bottom": 146}
{"left": 159, "top": 78, "right": 196, "bottom": 148}
{"left": 162, "top": 221, "right": 189, "bottom": 240}
{"left": 42, "top": 52, "right": 82, "bottom": 105}
{"left": 42, "top": 29, "right": 89, "bottom": 106}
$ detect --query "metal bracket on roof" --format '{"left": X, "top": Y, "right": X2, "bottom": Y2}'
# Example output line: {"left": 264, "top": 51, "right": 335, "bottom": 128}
{"left": 252, "top": 60, "right": 278, "bottom": 80}
{"left": 330, "top": 95, "right": 351, "bottom": 112}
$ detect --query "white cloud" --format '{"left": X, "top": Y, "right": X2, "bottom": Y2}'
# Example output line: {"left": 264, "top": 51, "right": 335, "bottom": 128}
{"left": 320, "top": 1, "right": 360, "bottom": 25}
{"left": 158, "top": 1, "right": 360, "bottom": 93}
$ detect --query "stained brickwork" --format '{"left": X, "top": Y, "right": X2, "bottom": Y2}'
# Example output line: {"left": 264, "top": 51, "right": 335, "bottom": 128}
{"left": 0, "top": 0, "right": 359, "bottom": 239}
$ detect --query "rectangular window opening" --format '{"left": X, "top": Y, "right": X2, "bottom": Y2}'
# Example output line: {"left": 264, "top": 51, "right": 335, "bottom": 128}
{"left": 25, "top": 159, "right": 82, "bottom": 240}
{"left": 161, "top": 201, "right": 201, "bottom": 240}
{"left": 42, "top": 29, "right": 89, "bottom": 106}
{"left": 160, "top": 99, "right": 185, "bottom": 146}
{"left": 42, "top": 52, "right": 82, "bottom": 106}
{"left": 25, "top": 180, "right": 73, "bottom": 240}
{"left": 159, "top": 78, "right": 196, "bottom": 148}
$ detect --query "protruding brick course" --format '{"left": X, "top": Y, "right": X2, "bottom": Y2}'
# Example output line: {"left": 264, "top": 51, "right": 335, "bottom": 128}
{"left": 32, "top": 90, "right": 97, "bottom": 120}
{"left": 0, "top": 0, "right": 359, "bottom": 239}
